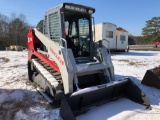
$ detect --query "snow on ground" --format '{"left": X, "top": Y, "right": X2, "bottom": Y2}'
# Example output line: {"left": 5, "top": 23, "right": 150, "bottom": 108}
{"left": 112, "top": 51, "right": 160, "bottom": 107}
{"left": 0, "top": 50, "right": 160, "bottom": 120}
{"left": 0, "top": 51, "right": 60, "bottom": 120}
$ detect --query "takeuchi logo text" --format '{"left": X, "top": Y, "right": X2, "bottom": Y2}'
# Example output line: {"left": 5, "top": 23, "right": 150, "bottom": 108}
{"left": 50, "top": 48, "right": 64, "bottom": 65}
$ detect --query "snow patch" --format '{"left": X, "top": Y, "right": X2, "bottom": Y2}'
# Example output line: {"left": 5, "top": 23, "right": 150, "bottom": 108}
{"left": 15, "top": 110, "right": 26, "bottom": 120}
{"left": 76, "top": 63, "right": 89, "bottom": 71}
{"left": 76, "top": 98, "right": 145, "bottom": 120}
{"left": 0, "top": 51, "right": 160, "bottom": 120}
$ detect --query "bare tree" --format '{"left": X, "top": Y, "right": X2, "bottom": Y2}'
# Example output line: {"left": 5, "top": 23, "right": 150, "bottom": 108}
{"left": 8, "top": 18, "right": 28, "bottom": 46}
{"left": 0, "top": 13, "right": 9, "bottom": 49}
{"left": 0, "top": 13, "right": 33, "bottom": 49}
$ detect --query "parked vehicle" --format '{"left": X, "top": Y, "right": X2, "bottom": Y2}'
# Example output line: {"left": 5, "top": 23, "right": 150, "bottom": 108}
{"left": 153, "top": 41, "right": 160, "bottom": 48}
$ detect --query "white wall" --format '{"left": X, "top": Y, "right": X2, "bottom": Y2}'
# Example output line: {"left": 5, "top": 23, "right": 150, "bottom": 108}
{"left": 94, "top": 23, "right": 102, "bottom": 42}
{"left": 102, "top": 23, "right": 116, "bottom": 49}
{"left": 94, "top": 23, "right": 117, "bottom": 49}
{"left": 116, "top": 32, "right": 128, "bottom": 50}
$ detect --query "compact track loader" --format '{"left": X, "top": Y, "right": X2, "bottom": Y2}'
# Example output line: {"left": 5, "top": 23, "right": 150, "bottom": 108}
{"left": 27, "top": 3, "right": 150, "bottom": 119}
{"left": 142, "top": 66, "right": 160, "bottom": 89}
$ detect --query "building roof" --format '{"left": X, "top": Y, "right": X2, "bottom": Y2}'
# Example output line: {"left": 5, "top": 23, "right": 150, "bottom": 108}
{"left": 116, "top": 29, "right": 128, "bottom": 36}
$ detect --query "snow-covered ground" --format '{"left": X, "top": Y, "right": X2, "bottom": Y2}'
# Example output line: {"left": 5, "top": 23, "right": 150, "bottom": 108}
{"left": 0, "top": 50, "right": 160, "bottom": 120}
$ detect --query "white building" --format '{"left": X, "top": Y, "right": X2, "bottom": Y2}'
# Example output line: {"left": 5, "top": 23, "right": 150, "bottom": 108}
{"left": 94, "top": 22, "right": 128, "bottom": 51}
{"left": 94, "top": 22, "right": 117, "bottom": 50}
{"left": 116, "top": 30, "right": 128, "bottom": 51}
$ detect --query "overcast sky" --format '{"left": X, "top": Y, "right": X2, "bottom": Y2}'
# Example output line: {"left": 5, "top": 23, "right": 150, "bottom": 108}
{"left": 0, "top": 0, "right": 160, "bottom": 36}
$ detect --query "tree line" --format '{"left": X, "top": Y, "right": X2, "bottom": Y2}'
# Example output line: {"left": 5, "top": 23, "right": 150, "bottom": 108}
{"left": 0, "top": 12, "right": 159, "bottom": 50}
{"left": 129, "top": 16, "right": 160, "bottom": 45}
{"left": 0, "top": 13, "right": 30, "bottom": 50}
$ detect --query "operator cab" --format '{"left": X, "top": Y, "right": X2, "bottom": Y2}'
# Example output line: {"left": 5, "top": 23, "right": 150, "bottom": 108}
{"left": 44, "top": 3, "right": 95, "bottom": 63}
{"left": 64, "top": 11, "right": 91, "bottom": 58}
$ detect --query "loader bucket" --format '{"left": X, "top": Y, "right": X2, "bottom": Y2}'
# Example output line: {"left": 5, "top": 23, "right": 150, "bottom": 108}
{"left": 141, "top": 66, "right": 160, "bottom": 89}
{"left": 60, "top": 78, "right": 150, "bottom": 120}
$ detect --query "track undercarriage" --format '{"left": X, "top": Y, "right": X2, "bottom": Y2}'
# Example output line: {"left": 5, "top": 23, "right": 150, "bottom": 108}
{"left": 28, "top": 58, "right": 63, "bottom": 102}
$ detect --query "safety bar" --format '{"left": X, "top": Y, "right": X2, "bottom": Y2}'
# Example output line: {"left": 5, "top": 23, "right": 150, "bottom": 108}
{"left": 60, "top": 38, "right": 69, "bottom": 69}
{"left": 102, "top": 39, "right": 110, "bottom": 55}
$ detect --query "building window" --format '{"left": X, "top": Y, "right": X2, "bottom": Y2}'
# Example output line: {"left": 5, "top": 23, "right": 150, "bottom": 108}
{"left": 106, "top": 31, "right": 113, "bottom": 38}
{"left": 120, "top": 35, "right": 125, "bottom": 41}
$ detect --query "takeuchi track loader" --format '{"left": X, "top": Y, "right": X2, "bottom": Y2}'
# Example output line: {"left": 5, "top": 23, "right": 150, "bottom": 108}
{"left": 27, "top": 3, "right": 150, "bottom": 119}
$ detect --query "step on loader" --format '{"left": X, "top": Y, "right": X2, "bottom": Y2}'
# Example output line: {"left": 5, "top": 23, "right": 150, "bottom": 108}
{"left": 142, "top": 66, "right": 160, "bottom": 89}
{"left": 27, "top": 3, "right": 150, "bottom": 119}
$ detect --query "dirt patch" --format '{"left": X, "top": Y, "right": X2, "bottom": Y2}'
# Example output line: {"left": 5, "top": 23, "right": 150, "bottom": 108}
{"left": 0, "top": 89, "right": 48, "bottom": 120}
{"left": 115, "top": 59, "right": 147, "bottom": 66}
{"left": 9, "top": 65, "right": 20, "bottom": 68}
{"left": 0, "top": 57, "right": 9, "bottom": 63}
{"left": 119, "top": 59, "right": 135, "bottom": 65}
{"left": 129, "top": 61, "right": 136, "bottom": 66}
{"left": 9, "top": 64, "right": 27, "bottom": 68}
{"left": 118, "top": 59, "right": 130, "bottom": 62}
{"left": 0, "top": 100, "right": 38, "bottom": 119}
{"left": 128, "top": 61, "right": 147, "bottom": 66}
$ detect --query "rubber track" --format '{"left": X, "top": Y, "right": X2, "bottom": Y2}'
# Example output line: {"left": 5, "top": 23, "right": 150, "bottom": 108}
{"left": 38, "top": 58, "right": 61, "bottom": 82}
{"left": 31, "top": 58, "right": 63, "bottom": 90}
